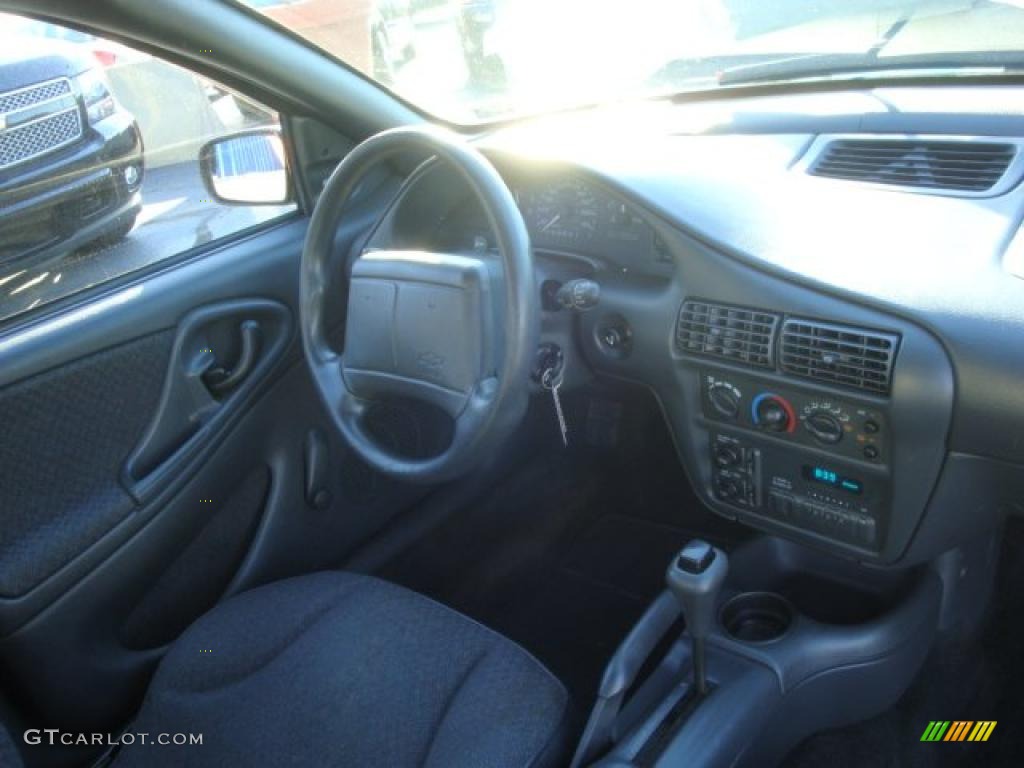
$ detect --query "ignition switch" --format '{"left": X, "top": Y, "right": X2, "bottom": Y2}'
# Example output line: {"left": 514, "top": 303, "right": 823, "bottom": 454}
{"left": 531, "top": 342, "right": 564, "bottom": 384}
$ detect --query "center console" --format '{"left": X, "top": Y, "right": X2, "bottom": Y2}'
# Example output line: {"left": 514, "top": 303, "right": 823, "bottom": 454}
{"left": 571, "top": 537, "right": 942, "bottom": 768}
{"left": 701, "top": 369, "right": 892, "bottom": 555}
{"left": 582, "top": 278, "right": 954, "bottom": 565}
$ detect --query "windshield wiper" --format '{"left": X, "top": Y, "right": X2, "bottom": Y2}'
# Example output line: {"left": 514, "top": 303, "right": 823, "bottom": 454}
{"left": 720, "top": 12, "right": 910, "bottom": 84}
{"left": 718, "top": 50, "right": 1024, "bottom": 86}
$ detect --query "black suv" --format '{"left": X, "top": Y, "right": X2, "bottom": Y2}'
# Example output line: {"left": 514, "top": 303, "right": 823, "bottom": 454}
{"left": 0, "top": 38, "right": 143, "bottom": 270}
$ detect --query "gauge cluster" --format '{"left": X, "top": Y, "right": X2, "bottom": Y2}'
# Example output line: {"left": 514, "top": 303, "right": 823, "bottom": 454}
{"left": 419, "top": 170, "right": 673, "bottom": 276}
{"left": 515, "top": 177, "right": 672, "bottom": 273}
{"left": 519, "top": 178, "right": 602, "bottom": 246}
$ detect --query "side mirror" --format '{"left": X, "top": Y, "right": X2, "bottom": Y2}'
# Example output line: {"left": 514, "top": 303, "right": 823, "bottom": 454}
{"left": 199, "top": 128, "right": 291, "bottom": 205}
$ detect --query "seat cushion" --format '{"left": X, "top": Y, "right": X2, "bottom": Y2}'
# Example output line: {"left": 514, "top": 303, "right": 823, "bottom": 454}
{"left": 115, "top": 572, "right": 569, "bottom": 768}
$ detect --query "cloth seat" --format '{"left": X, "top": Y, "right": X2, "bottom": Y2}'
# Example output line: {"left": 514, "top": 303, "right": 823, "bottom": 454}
{"left": 114, "top": 571, "right": 568, "bottom": 767}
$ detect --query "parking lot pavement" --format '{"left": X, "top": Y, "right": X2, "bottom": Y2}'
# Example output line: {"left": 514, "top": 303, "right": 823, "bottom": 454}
{"left": 0, "top": 162, "right": 293, "bottom": 323}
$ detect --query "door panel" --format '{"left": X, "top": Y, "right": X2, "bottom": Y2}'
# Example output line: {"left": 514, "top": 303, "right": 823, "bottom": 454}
{"left": 0, "top": 218, "right": 309, "bottom": 634}
{"left": 118, "top": 465, "right": 271, "bottom": 650}
{"left": 2, "top": 358, "right": 422, "bottom": 740}
{"left": 0, "top": 329, "right": 173, "bottom": 598}
{"left": 0, "top": 183, "right": 426, "bottom": 765}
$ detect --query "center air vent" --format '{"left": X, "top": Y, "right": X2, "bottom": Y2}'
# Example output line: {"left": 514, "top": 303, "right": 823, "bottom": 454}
{"left": 780, "top": 319, "right": 898, "bottom": 395}
{"left": 810, "top": 139, "right": 1016, "bottom": 193}
{"left": 676, "top": 301, "right": 779, "bottom": 369}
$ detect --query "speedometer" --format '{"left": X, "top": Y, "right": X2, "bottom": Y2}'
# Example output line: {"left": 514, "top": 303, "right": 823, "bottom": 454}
{"left": 522, "top": 179, "right": 601, "bottom": 246}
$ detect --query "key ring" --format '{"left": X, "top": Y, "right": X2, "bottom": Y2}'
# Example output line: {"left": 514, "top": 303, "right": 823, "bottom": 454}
{"left": 541, "top": 367, "right": 563, "bottom": 390}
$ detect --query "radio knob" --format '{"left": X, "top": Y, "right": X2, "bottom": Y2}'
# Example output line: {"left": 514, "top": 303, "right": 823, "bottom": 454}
{"left": 805, "top": 411, "right": 844, "bottom": 445}
{"left": 714, "top": 444, "right": 742, "bottom": 468}
{"left": 716, "top": 476, "right": 742, "bottom": 500}
{"left": 755, "top": 396, "right": 792, "bottom": 432}
{"left": 708, "top": 383, "right": 740, "bottom": 419}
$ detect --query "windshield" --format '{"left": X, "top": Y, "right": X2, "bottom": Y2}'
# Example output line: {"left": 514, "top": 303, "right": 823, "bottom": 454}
{"left": 239, "top": 0, "right": 1024, "bottom": 123}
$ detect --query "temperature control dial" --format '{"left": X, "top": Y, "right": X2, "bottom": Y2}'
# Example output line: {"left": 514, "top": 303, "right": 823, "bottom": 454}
{"left": 751, "top": 393, "right": 795, "bottom": 433}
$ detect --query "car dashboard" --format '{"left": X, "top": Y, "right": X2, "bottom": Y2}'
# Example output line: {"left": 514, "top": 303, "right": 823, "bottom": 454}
{"left": 425, "top": 172, "right": 674, "bottom": 278}
{"left": 375, "top": 84, "right": 1024, "bottom": 567}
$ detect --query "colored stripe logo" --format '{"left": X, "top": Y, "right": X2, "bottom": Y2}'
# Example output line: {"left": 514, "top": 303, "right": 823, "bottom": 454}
{"left": 920, "top": 721, "right": 997, "bottom": 742}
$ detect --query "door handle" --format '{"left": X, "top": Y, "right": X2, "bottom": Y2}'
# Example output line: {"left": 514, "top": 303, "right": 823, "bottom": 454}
{"left": 123, "top": 299, "right": 290, "bottom": 499}
{"left": 203, "top": 320, "right": 261, "bottom": 396}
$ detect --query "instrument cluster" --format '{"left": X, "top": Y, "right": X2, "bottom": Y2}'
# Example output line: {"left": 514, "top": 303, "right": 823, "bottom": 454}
{"left": 428, "top": 173, "right": 674, "bottom": 276}
{"left": 516, "top": 177, "right": 671, "bottom": 271}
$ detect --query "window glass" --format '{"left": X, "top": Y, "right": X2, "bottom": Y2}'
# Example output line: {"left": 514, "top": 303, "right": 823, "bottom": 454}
{"left": 0, "top": 14, "right": 296, "bottom": 325}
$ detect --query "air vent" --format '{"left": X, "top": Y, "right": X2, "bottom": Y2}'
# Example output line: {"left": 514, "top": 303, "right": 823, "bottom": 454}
{"left": 780, "top": 319, "right": 898, "bottom": 395}
{"left": 676, "top": 301, "right": 779, "bottom": 369}
{"left": 810, "top": 139, "right": 1015, "bottom": 193}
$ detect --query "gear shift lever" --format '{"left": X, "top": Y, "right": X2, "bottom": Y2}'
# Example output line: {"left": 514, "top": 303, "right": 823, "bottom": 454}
{"left": 666, "top": 539, "right": 728, "bottom": 695}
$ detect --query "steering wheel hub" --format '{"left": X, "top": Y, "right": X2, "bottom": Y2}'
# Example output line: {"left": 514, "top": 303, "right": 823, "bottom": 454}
{"left": 300, "top": 125, "right": 537, "bottom": 483}
{"left": 344, "top": 250, "right": 494, "bottom": 417}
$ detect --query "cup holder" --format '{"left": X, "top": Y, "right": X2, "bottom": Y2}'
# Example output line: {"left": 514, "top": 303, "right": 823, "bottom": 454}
{"left": 721, "top": 592, "right": 793, "bottom": 643}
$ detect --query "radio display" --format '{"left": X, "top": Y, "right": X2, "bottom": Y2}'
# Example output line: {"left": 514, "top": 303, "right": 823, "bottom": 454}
{"left": 802, "top": 465, "right": 863, "bottom": 495}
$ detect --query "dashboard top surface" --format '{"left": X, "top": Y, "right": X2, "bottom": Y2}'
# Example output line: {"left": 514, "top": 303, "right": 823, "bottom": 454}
{"left": 479, "top": 89, "right": 1024, "bottom": 320}
{"left": 470, "top": 84, "right": 1024, "bottom": 464}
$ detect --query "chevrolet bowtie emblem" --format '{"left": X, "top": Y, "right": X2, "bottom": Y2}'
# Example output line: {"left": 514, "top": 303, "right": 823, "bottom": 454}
{"left": 416, "top": 351, "right": 445, "bottom": 371}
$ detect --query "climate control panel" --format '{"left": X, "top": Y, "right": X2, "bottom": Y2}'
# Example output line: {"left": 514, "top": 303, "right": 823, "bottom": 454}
{"left": 701, "top": 371, "right": 887, "bottom": 464}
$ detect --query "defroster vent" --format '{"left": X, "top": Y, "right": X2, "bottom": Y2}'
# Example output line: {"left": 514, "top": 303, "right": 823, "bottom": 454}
{"left": 780, "top": 319, "right": 898, "bottom": 394}
{"left": 676, "top": 301, "right": 779, "bottom": 369}
{"left": 810, "top": 139, "right": 1016, "bottom": 193}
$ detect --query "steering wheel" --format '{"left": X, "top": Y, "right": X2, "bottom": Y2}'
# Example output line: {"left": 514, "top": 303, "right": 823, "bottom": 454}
{"left": 300, "top": 125, "right": 538, "bottom": 484}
